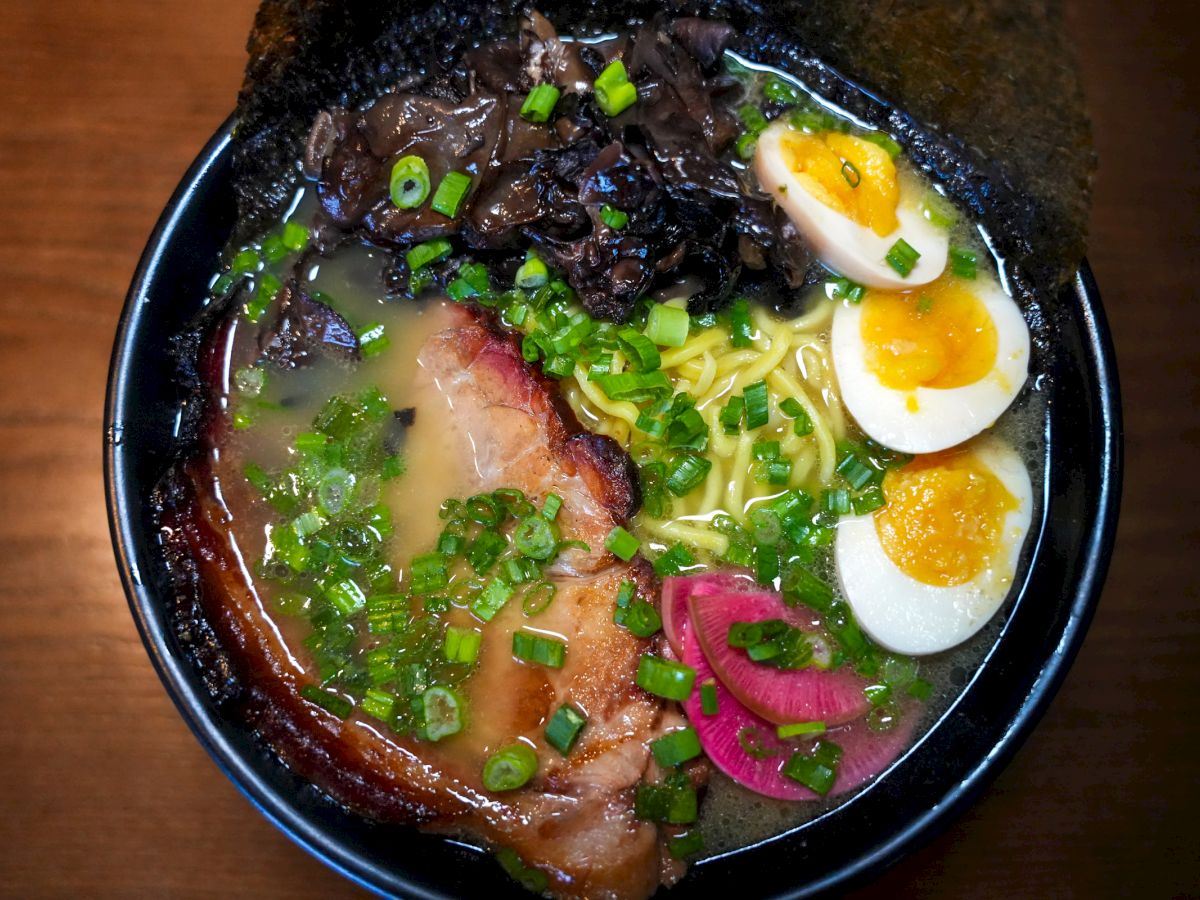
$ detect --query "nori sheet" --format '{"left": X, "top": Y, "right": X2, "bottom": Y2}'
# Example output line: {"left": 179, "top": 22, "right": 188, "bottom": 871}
{"left": 231, "top": 0, "right": 1093, "bottom": 298}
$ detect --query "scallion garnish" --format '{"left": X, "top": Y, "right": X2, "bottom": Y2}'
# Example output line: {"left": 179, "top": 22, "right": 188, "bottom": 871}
{"left": 669, "top": 830, "right": 704, "bottom": 859}
{"left": 544, "top": 703, "right": 587, "bottom": 755}
{"left": 430, "top": 171, "right": 472, "bottom": 218}
{"left": 406, "top": 237, "right": 452, "bottom": 271}
{"left": 357, "top": 322, "right": 390, "bottom": 357}
{"left": 636, "top": 655, "right": 696, "bottom": 701}
{"left": 777, "top": 721, "right": 826, "bottom": 739}
{"left": 841, "top": 159, "right": 861, "bottom": 188}
{"left": 281, "top": 220, "right": 309, "bottom": 251}
{"left": 520, "top": 82, "right": 561, "bottom": 123}
{"left": 729, "top": 297, "right": 753, "bottom": 348}
{"left": 634, "top": 772, "right": 698, "bottom": 824}
{"left": 763, "top": 75, "right": 803, "bottom": 106}
{"left": 885, "top": 238, "right": 921, "bottom": 277}
{"left": 651, "top": 727, "right": 702, "bottom": 768}
{"left": 736, "top": 132, "right": 758, "bottom": 159}
{"left": 469, "top": 576, "right": 513, "bottom": 622}
{"left": 512, "top": 630, "right": 567, "bottom": 668}
{"left": 617, "top": 327, "right": 661, "bottom": 371}
{"left": 950, "top": 246, "right": 978, "bottom": 279}
{"left": 594, "top": 60, "right": 637, "bottom": 116}
{"left": 720, "top": 395, "right": 745, "bottom": 435}
{"left": 541, "top": 493, "right": 562, "bottom": 521}
{"left": 389, "top": 155, "right": 431, "bottom": 209}
{"left": 665, "top": 453, "right": 712, "bottom": 496}
{"left": 644, "top": 303, "right": 689, "bottom": 347}
{"left": 782, "top": 740, "right": 842, "bottom": 795}
{"left": 300, "top": 684, "right": 353, "bottom": 719}
{"left": 600, "top": 204, "right": 629, "bottom": 229}
{"left": 652, "top": 542, "right": 695, "bottom": 577}
{"left": 515, "top": 252, "right": 549, "bottom": 289}
{"left": 604, "top": 526, "right": 640, "bottom": 561}
{"left": 921, "top": 191, "right": 959, "bottom": 229}
{"left": 700, "top": 680, "right": 719, "bottom": 715}
{"left": 482, "top": 742, "right": 538, "bottom": 791}
{"left": 743, "top": 380, "right": 769, "bottom": 429}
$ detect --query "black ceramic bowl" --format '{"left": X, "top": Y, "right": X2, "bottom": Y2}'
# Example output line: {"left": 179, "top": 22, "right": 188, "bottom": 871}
{"left": 105, "top": 116, "right": 1121, "bottom": 898}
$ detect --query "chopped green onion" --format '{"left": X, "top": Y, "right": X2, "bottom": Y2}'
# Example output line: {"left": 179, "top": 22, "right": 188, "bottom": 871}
{"left": 864, "top": 683, "right": 892, "bottom": 706}
{"left": 861, "top": 131, "right": 903, "bottom": 159}
{"left": 783, "top": 564, "right": 836, "bottom": 612}
{"left": 389, "top": 155, "right": 431, "bottom": 209}
{"left": 635, "top": 411, "right": 666, "bottom": 438}
{"left": 636, "top": 655, "right": 696, "bottom": 701}
{"left": 841, "top": 159, "right": 861, "bottom": 188}
{"left": 470, "top": 577, "right": 513, "bottom": 622}
{"left": 744, "top": 380, "right": 769, "bottom": 429}
{"left": 359, "top": 688, "right": 397, "bottom": 722}
{"left": 617, "top": 327, "right": 661, "bottom": 371}
{"left": 653, "top": 542, "right": 695, "bottom": 577}
{"left": 950, "top": 246, "right": 978, "bottom": 279}
{"left": 410, "top": 552, "right": 450, "bottom": 594}
{"left": 852, "top": 485, "right": 887, "bottom": 515}
{"left": 753, "top": 440, "right": 781, "bottom": 461}
{"left": 921, "top": 191, "right": 959, "bottom": 229}
{"left": 736, "top": 132, "right": 758, "bottom": 160}
{"left": 325, "top": 577, "right": 366, "bottom": 616}
{"left": 467, "top": 530, "right": 507, "bottom": 572}
{"left": 430, "top": 171, "right": 472, "bottom": 218}
{"left": 821, "top": 488, "right": 852, "bottom": 516}
{"left": 700, "top": 680, "right": 719, "bottom": 716}
{"left": 435, "top": 675, "right": 481, "bottom": 727}
{"left": 737, "top": 104, "right": 770, "bottom": 135}
{"left": 482, "top": 742, "right": 538, "bottom": 791}
{"left": 916, "top": 294, "right": 934, "bottom": 315}
{"left": 544, "top": 703, "right": 587, "bottom": 755}
{"left": 541, "top": 493, "right": 562, "bottom": 521}
{"left": 357, "top": 322, "right": 390, "bottom": 357}
{"left": 514, "top": 515, "right": 559, "bottom": 560}
{"left": 829, "top": 276, "right": 866, "bottom": 303}
{"left": 604, "top": 526, "right": 640, "bottom": 561}
{"left": 443, "top": 625, "right": 482, "bottom": 664}
{"left": 281, "top": 220, "right": 309, "bottom": 251}
{"left": 763, "top": 75, "right": 803, "bottom": 106}
{"left": 885, "top": 239, "right": 921, "bottom": 277}
{"left": 405, "top": 238, "right": 452, "bottom": 271}
{"left": 600, "top": 204, "right": 629, "bottom": 229}
{"left": 644, "top": 303, "right": 690, "bottom": 347}
{"left": 837, "top": 450, "right": 877, "bottom": 490}
{"left": 245, "top": 272, "right": 281, "bottom": 323}
{"left": 720, "top": 395, "right": 745, "bottom": 434}
{"left": 634, "top": 772, "right": 698, "bottom": 824}
{"left": 669, "top": 830, "right": 704, "bottom": 859}
{"left": 619, "top": 599, "right": 662, "bottom": 638}
{"left": 495, "top": 848, "right": 548, "bottom": 894}
{"left": 520, "top": 82, "right": 561, "bottom": 123}
{"left": 231, "top": 248, "right": 260, "bottom": 275}
{"left": 594, "top": 60, "right": 637, "bottom": 116}
{"left": 729, "top": 297, "right": 753, "bottom": 348}
{"left": 594, "top": 370, "right": 672, "bottom": 402}
{"left": 521, "top": 580, "right": 557, "bottom": 616}
{"left": 907, "top": 678, "right": 934, "bottom": 701}
{"left": 666, "top": 454, "right": 712, "bottom": 496}
{"left": 782, "top": 742, "right": 841, "bottom": 795}
{"left": 300, "top": 684, "right": 353, "bottom": 718}
{"left": 777, "top": 721, "right": 826, "bottom": 739}
{"left": 651, "top": 727, "right": 702, "bottom": 767}
{"left": 515, "top": 253, "right": 549, "bottom": 289}
{"left": 512, "top": 630, "right": 567, "bottom": 669}
{"left": 261, "top": 234, "right": 288, "bottom": 263}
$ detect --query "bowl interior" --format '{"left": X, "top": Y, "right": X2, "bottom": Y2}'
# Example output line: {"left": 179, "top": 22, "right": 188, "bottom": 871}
{"left": 105, "top": 118, "right": 1121, "bottom": 899}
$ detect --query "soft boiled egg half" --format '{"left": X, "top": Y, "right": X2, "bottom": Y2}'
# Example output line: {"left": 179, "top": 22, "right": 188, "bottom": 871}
{"left": 754, "top": 120, "right": 948, "bottom": 288}
{"left": 835, "top": 436, "right": 1034, "bottom": 655}
{"left": 831, "top": 274, "right": 1031, "bottom": 454}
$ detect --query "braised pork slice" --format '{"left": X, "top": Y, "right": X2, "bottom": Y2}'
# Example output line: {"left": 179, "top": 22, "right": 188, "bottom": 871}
{"left": 165, "top": 312, "right": 684, "bottom": 899}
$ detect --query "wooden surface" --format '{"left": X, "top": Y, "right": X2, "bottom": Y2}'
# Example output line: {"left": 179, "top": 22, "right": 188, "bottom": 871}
{"left": 0, "top": 1, "right": 1196, "bottom": 897}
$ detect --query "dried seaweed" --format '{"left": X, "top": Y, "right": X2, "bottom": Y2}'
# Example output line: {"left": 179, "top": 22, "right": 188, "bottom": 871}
{"left": 231, "top": 0, "right": 1093, "bottom": 297}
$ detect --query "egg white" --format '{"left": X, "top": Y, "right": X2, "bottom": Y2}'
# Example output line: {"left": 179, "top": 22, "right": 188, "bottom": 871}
{"left": 831, "top": 274, "right": 1030, "bottom": 454}
{"left": 754, "top": 120, "right": 948, "bottom": 289}
{"left": 834, "top": 436, "right": 1034, "bottom": 656}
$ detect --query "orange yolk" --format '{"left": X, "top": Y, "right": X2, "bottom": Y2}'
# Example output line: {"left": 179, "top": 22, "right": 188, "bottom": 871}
{"left": 860, "top": 278, "right": 998, "bottom": 391}
{"left": 779, "top": 130, "right": 899, "bottom": 236}
{"left": 874, "top": 448, "right": 1018, "bottom": 587}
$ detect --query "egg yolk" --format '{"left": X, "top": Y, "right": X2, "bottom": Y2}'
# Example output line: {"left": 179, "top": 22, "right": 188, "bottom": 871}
{"left": 860, "top": 279, "right": 998, "bottom": 391}
{"left": 874, "top": 449, "right": 1018, "bottom": 587}
{"left": 779, "top": 130, "right": 899, "bottom": 236}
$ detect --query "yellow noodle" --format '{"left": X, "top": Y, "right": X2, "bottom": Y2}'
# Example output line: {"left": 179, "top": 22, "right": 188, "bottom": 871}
{"left": 727, "top": 431, "right": 754, "bottom": 513}
{"left": 691, "top": 351, "right": 718, "bottom": 398}
{"left": 659, "top": 329, "right": 726, "bottom": 367}
{"left": 641, "top": 518, "right": 730, "bottom": 555}
{"left": 767, "top": 367, "right": 837, "bottom": 484}
{"left": 714, "top": 350, "right": 760, "bottom": 373}
{"left": 783, "top": 298, "right": 835, "bottom": 332}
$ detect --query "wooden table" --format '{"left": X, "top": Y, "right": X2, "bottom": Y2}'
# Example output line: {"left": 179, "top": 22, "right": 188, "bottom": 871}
{"left": 1, "top": 2, "right": 1195, "bottom": 897}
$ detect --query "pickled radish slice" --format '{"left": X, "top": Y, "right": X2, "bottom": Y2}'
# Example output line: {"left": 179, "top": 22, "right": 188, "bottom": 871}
{"left": 689, "top": 589, "right": 871, "bottom": 725}
{"left": 682, "top": 626, "right": 918, "bottom": 800}
{"left": 661, "top": 572, "right": 755, "bottom": 658}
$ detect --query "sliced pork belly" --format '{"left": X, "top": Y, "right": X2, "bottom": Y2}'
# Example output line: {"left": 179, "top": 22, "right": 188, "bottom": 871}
{"left": 161, "top": 308, "right": 682, "bottom": 900}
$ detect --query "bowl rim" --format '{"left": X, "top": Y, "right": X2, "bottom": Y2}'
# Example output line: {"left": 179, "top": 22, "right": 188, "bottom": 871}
{"left": 105, "top": 114, "right": 1123, "bottom": 899}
